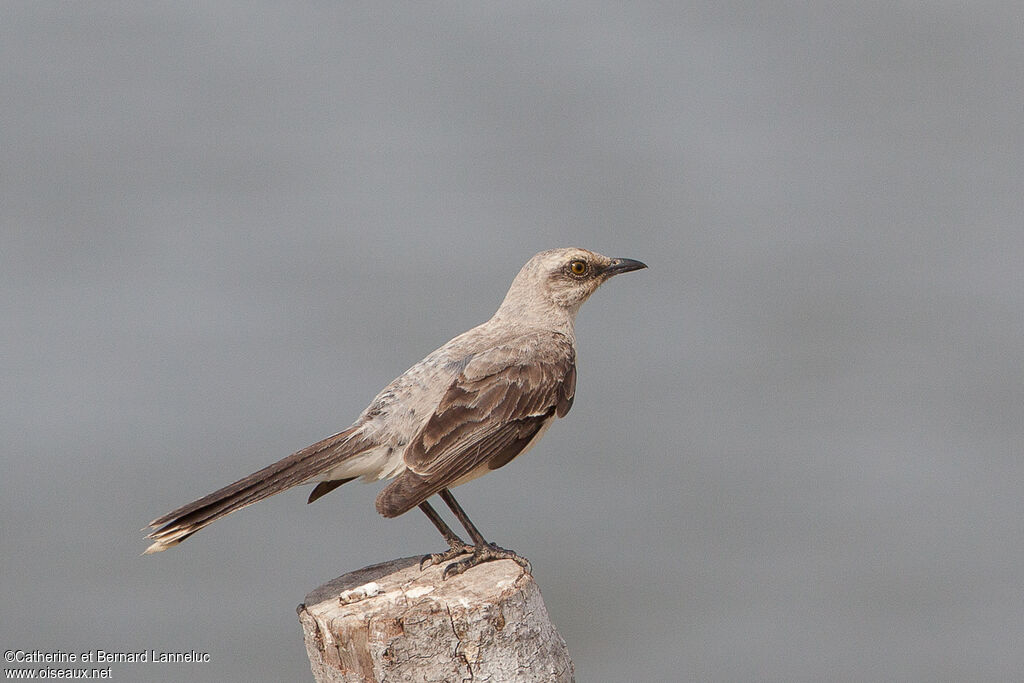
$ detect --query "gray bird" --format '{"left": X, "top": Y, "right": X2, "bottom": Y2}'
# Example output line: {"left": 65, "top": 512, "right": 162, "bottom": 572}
{"left": 144, "top": 247, "right": 646, "bottom": 577}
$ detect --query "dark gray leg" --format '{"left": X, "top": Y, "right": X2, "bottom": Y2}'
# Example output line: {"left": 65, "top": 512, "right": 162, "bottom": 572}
{"left": 417, "top": 500, "right": 473, "bottom": 570}
{"left": 437, "top": 488, "right": 532, "bottom": 579}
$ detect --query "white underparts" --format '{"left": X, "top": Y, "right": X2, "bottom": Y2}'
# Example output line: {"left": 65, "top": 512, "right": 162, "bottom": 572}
{"left": 318, "top": 445, "right": 407, "bottom": 483}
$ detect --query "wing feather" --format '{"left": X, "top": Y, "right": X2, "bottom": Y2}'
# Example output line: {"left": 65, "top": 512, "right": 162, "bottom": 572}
{"left": 375, "top": 331, "right": 575, "bottom": 517}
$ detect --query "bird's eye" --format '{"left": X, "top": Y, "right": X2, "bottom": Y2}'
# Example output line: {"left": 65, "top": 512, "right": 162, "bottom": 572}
{"left": 569, "top": 260, "right": 588, "bottom": 276}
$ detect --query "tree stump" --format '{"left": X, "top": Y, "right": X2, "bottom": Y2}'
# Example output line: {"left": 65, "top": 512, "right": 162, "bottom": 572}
{"left": 297, "top": 556, "right": 574, "bottom": 682}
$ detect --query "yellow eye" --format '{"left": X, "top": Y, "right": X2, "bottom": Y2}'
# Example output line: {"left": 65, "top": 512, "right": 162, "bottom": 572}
{"left": 569, "top": 260, "right": 588, "bottom": 276}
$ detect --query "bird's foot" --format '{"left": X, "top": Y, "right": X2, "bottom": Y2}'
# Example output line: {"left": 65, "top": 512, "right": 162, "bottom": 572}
{"left": 420, "top": 539, "right": 474, "bottom": 571}
{"left": 441, "top": 543, "right": 532, "bottom": 580}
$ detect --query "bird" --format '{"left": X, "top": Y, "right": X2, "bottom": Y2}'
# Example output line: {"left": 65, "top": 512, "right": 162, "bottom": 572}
{"left": 144, "top": 247, "right": 646, "bottom": 578}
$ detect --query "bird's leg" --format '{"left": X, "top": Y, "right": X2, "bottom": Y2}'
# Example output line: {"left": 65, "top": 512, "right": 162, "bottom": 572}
{"left": 417, "top": 500, "right": 473, "bottom": 570}
{"left": 437, "top": 488, "right": 532, "bottom": 579}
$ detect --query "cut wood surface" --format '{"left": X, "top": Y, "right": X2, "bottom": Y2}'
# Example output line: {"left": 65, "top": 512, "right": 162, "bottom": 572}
{"left": 297, "top": 556, "right": 574, "bottom": 682}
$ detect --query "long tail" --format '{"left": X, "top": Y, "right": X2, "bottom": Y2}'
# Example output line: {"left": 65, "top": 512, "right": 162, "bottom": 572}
{"left": 144, "top": 427, "right": 367, "bottom": 553}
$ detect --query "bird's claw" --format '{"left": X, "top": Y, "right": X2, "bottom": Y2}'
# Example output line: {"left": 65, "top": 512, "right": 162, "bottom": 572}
{"left": 420, "top": 540, "right": 474, "bottom": 571}
{"left": 441, "top": 544, "right": 532, "bottom": 580}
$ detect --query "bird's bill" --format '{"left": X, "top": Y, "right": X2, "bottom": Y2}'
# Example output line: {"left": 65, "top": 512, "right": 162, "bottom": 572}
{"left": 603, "top": 257, "right": 648, "bottom": 276}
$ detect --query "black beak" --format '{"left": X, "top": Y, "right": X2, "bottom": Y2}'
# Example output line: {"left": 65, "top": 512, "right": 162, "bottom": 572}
{"left": 603, "top": 257, "right": 648, "bottom": 277}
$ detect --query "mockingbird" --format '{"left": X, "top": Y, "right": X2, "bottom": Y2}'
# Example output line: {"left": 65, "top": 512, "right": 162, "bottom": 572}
{"left": 144, "top": 247, "right": 646, "bottom": 577}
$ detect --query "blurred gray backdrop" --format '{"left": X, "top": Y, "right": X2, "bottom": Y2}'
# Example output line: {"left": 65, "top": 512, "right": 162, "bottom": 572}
{"left": 2, "top": 3, "right": 1022, "bottom": 681}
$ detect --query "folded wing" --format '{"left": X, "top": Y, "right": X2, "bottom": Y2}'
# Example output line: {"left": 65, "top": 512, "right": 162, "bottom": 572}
{"left": 375, "top": 331, "right": 576, "bottom": 518}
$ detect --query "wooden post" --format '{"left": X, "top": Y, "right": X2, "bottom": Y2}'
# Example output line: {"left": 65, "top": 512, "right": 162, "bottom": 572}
{"left": 297, "top": 556, "right": 574, "bottom": 682}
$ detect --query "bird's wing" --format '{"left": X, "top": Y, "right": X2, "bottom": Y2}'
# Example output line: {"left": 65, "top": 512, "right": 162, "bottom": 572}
{"left": 375, "top": 331, "right": 575, "bottom": 517}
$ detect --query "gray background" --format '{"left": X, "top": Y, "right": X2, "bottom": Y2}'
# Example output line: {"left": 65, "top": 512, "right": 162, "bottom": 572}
{"left": 2, "top": 3, "right": 1022, "bottom": 681}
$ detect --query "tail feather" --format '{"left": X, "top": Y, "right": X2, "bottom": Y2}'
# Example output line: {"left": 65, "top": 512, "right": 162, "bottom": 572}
{"left": 144, "top": 427, "right": 367, "bottom": 553}
{"left": 307, "top": 477, "right": 356, "bottom": 504}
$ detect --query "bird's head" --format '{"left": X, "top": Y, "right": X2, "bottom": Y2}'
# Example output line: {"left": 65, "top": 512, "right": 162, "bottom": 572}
{"left": 496, "top": 248, "right": 647, "bottom": 323}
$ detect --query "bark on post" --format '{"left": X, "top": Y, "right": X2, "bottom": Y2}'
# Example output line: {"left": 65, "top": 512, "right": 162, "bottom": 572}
{"left": 297, "top": 556, "right": 574, "bottom": 682}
